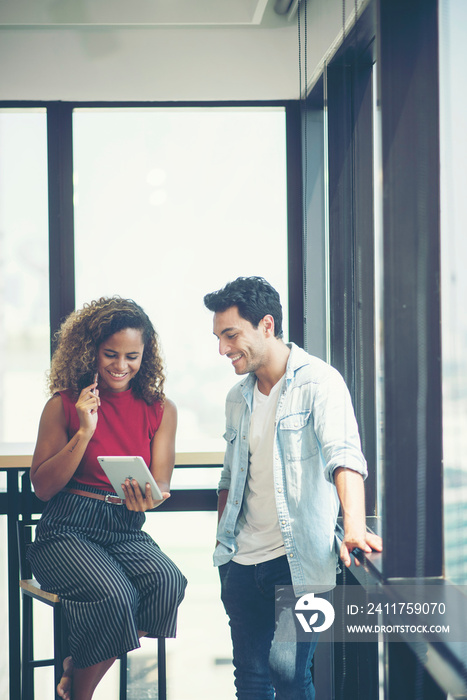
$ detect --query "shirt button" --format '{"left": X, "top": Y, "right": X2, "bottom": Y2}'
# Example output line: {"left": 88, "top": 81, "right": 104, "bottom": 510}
{"left": 226, "top": 530, "right": 231, "bottom": 534}
{"left": 235, "top": 500, "right": 239, "bottom": 505}
{"left": 241, "top": 468, "right": 244, "bottom": 472}
{"left": 281, "top": 520, "right": 286, "bottom": 525}
{"left": 277, "top": 488, "right": 282, "bottom": 493}
{"left": 289, "top": 553, "right": 294, "bottom": 558}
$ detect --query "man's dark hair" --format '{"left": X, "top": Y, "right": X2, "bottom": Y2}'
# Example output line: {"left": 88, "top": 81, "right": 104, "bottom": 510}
{"left": 204, "top": 276, "right": 283, "bottom": 338}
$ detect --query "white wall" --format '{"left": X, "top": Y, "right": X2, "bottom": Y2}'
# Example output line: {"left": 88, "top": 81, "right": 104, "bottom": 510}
{"left": 0, "top": 0, "right": 367, "bottom": 101}
{"left": 0, "top": 27, "right": 298, "bottom": 101}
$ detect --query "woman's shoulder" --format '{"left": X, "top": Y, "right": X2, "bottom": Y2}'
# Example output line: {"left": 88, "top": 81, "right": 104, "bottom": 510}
{"left": 50, "top": 389, "right": 79, "bottom": 427}
{"left": 161, "top": 397, "right": 176, "bottom": 419}
{"left": 53, "top": 388, "right": 75, "bottom": 399}
{"left": 149, "top": 395, "right": 174, "bottom": 418}
{"left": 149, "top": 396, "right": 176, "bottom": 433}
{"left": 54, "top": 389, "right": 76, "bottom": 409}
{"left": 38, "top": 392, "right": 67, "bottom": 427}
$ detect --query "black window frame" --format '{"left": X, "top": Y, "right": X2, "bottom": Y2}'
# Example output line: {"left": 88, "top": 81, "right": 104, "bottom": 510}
{"left": 303, "top": 0, "right": 465, "bottom": 698}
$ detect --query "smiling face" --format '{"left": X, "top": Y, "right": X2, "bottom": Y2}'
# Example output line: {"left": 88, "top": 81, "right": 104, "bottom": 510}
{"left": 97, "top": 328, "right": 144, "bottom": 392}
{"left": 213, "top": 306, "right": 271, "bottom": 376}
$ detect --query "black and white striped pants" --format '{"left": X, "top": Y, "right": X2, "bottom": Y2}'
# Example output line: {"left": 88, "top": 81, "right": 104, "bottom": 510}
{"left": 28, "top": 485, "right": 187, "bottom": 669}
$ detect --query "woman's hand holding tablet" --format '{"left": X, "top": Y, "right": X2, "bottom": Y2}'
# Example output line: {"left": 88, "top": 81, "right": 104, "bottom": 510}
{"left": 97, "top": 456, "right": 164, "bottom": 502}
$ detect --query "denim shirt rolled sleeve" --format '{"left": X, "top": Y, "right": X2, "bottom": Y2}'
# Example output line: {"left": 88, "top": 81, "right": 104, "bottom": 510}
{"left": 213, "top": 343, "right": 367, "bottom": 595}
{"left": 311, "top": 365, "right": 368, "bottom": 483}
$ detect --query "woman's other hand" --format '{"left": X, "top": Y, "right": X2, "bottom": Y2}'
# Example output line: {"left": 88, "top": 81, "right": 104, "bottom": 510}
{"left": 75, "top": 380, "right": 100, "bottom": 436}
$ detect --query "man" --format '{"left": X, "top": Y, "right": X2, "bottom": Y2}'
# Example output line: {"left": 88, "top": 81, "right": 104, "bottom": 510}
{"left": 204, "top": 276, "right": 382, "bottom": 700}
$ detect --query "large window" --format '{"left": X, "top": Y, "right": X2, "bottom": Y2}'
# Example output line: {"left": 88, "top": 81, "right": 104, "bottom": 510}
{"left": 71, "top": 105, "right": 290, "bottom": 698}
{"left": 72, "top": 107, "right": 289, "bottom": 455}
{"left": 0, "top": 110, "right": 49, "bottom": 448}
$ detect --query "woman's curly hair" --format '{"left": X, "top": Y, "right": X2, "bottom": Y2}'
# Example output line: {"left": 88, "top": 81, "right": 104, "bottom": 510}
{"left": 48, "top": 297, "right": 165, "bottom": 404}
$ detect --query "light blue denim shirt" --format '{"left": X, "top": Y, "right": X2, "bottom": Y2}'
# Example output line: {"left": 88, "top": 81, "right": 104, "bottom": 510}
{"left": 213, "top": 343, "right": 368, "bottom": 595}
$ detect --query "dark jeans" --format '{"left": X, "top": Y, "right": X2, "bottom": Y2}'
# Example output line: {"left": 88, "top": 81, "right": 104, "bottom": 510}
{"left": 219, "top": 555, "right": 319, "bottom": 700}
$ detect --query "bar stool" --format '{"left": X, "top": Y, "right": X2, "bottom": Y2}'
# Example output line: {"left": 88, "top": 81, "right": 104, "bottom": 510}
{"left": 17, "top": 518, "right": 166, "bottom": 699}
{"left": 17, "top": 517, "right": 67, "bottom": 699}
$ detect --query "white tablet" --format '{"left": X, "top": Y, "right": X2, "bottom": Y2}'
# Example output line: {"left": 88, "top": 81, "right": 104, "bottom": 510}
{"left": 97, "top": 456, "right": 163, "bottom": 501}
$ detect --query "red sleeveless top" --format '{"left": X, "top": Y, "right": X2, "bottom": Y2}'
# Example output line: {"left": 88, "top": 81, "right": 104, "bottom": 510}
{"left": 59, "top": 388, "right": 164, "bottom": 492}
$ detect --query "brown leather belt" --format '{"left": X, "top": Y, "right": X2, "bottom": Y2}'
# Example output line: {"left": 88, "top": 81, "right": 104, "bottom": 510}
{"left": 64, "top": 487, "right": 125, "bottom": 505}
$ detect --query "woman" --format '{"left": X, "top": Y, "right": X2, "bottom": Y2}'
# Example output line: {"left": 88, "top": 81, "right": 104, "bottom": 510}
{"left": 28, "top": 297, "right": 187, "bottom": 700}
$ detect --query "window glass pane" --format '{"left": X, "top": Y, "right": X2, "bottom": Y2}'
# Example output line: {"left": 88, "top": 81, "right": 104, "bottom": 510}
{"left": 141, "top": 512, "right": 233, "bottom": 699}
{"left": 72, "top": 107, "right": 289, "bottom": 454}
{"left": 0, "top": 110, "right": 49, "bottom": 451}
{"left": 440, "top": 0, "right": 467, "bottom": 583}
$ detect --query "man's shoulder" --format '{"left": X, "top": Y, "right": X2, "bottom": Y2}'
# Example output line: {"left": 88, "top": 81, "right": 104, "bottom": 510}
{"left": 288, "top": 344, "right": 342, "bottom": 384}
{"left": 225, "top": 375, "right": 253, "bottom": 402}
{"left": 226, "top": 381, "right": 242, "bottom": 400}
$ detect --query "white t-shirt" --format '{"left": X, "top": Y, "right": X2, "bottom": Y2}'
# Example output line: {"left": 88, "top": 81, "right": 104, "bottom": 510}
{"left": 233, "top": 377, "right": 286, "bottom": 565}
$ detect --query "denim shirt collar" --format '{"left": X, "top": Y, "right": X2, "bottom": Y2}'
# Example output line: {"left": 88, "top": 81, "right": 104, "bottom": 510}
{"left": 239, "top": 342, "right": 309, "bottom": 406}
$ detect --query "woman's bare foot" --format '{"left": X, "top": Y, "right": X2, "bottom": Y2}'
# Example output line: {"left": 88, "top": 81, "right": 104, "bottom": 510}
{"left": 57, "top": 656, "right": 73, "bottom": 699}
